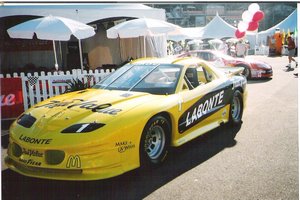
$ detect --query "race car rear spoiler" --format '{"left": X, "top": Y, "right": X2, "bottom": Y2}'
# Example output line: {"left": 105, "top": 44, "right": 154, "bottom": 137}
{"left": 218, "top": 67, "right": 244, "bottom": 77}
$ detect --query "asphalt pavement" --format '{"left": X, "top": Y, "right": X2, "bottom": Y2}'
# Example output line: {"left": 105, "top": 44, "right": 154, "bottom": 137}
{"left": 1, "top": 55, "right": 298, "bottom": 200}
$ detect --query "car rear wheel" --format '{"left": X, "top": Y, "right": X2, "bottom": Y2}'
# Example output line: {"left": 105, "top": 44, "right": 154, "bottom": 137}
{"left": 241, "top": 66, "right": 251, "bottom": 79}
{"left": 230, "top": 90, "right": 243, "bottom": 125}
{"left": 140, "top": 115, "right": 170, "bottom": 166}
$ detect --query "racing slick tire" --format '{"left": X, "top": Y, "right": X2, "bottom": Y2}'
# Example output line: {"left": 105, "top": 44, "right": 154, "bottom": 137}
{"left": 140, "top": 115, "right": 171, "bottom": 166}
{"left": 229, "top": 90, "right": 243, "bottom": 125}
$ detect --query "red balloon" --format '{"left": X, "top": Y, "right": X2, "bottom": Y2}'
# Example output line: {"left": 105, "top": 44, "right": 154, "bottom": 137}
{"left": 235, "top": 30, "right": 245, "bottom": 38}
{"left": 247, "top": 21, "right": 259, "bottom": 31}
{"left": 252, "top": 11, "right": 264, "bottom": 22}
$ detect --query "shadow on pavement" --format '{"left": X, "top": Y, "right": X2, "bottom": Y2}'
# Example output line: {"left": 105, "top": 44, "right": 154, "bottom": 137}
{"left": 247, "top": 78, "right": 272, "bottom": 84}
{"left": 2, "top": 123, "right": 241, "bottom": 200}
{"left": 283, "top": 68, "right": 295, "bottom": 72}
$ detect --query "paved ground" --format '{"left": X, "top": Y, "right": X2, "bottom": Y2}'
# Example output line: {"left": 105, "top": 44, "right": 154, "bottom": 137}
{"left": 1, "top": 55, "right": 298, "bottom": 200}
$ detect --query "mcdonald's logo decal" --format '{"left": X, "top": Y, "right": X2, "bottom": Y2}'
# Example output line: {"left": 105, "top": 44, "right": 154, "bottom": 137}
{"left": 66, "top": 155, "right": 81, "bottom": 168}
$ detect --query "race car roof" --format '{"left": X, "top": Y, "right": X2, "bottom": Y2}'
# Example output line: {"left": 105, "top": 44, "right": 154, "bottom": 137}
{"left": 131, "top": 56, "right": 205, "bottom": 66}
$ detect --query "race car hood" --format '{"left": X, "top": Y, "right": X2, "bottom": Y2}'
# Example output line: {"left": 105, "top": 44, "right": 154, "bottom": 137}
{"left": 244, "top": 58, "right": 272, "bottom": 69}
{"left": 11, "top": 88, "right": 160, "bottom": 143}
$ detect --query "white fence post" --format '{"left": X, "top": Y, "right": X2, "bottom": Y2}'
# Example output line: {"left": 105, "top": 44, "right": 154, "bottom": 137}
{"left": 20, "top": 73, "right": 29, "bottom": 110}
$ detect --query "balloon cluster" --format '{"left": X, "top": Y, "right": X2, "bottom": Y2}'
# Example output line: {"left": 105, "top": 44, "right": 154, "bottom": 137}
{"left": 235, "top": 3, "right": 265, "bottom": 38}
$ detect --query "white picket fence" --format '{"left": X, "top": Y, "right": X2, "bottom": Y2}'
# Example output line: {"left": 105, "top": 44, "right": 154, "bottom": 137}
{"left": 0, "top": 69, "right": 114, "bottom": 110}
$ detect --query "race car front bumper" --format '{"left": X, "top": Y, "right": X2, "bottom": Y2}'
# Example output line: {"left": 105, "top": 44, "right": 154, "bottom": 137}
{"left": 5, "top": 141, "right": 132, "bottom": 181}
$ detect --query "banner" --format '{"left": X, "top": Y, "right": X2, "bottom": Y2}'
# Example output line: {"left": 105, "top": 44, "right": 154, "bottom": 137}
{"left": 1, "top": 78, "right": 24, "bottom": 120}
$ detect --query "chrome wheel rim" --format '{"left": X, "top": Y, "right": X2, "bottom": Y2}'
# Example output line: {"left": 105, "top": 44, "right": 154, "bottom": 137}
{"left": 232, "top": 96, "right": 241, "bottom": 120}
{"left": 144, "top": 125, "right": 165, "bottom": 160}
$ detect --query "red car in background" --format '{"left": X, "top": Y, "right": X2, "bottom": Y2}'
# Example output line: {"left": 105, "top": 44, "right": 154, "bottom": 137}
{"left": 179, "top": 50, "right": 273, "bottom": 79}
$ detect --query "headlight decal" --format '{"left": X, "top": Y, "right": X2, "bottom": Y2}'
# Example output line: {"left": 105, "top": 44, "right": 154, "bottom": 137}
{"left": 17, "top": 114, "right": 36, "bottom": 128}
{"left": 61, "top": 123, "right": 105, "bottom": 133}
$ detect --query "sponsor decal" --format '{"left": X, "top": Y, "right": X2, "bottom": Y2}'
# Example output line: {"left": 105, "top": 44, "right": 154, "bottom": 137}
{"left": 1, "top": 77, "right": 24, "bottom": 119}
{"left": 1, "top": 94, "right": 15, "bottom": 106}
{"left": 178, "top": 88, "right": 231, "bottom": 133}
{"left": 222, "top": 110, "right": 227, "bottom": 117}
{"left": 35, "top": 100, "right": 122, "bottom": 115}
{"left": 19, "top": 134, "right": 52, "bottom": 145}
{"left": 66, "top": 155, "right": 81, "bottom": 168}
{"left": 120, "top": 93, "right": 133, "bottom": 98}
{"left": 19, "top": 158, "right": 41, "bottom": 166}
{"left": 22, "top": 148, "right": 43, "bottom": 157}
{"left": 232, "top": 76, "right": 247, "bottom": 89}
{"left": 115, "top": 141, "right": 135, "bottom": 153}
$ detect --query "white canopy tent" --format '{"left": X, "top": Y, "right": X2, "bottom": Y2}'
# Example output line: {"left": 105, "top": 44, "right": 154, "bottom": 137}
{"left": 0, "top": 4, "right": 166, "bottom": 23}
{"left": 167, "top": 13, "right": 237, "bottom": 41}
{"left": 1, "top": 3, "right": 166, "bottom": 70}
{"left": 198, "top": 13, "right": 237, "bottom": 39}
{"left": 256, "top": 9, "right": 297, "bottom": 46}
{"left": 167, "top": 11, "right": 297, "bottom": 51}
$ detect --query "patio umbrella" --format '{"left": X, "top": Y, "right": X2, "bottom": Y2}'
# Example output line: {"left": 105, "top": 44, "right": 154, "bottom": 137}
{"left": 187, "top": 39, "right": 203, "bottom": 45}
{"left": 167, "top": 27, "right": 203, "bottom": 42}
{"left": 208, "top": 38, "right": 224, "bottom": 50}
{"left": 226, "top": 38, "right": 239, "bottom": 44}
{"left": 106, "top": 18, "right": 182, "bottom": 56}
{"left": 7, "top": 15, "right": 95, "bottom": 71}
{"left": 208, "top": 38, "right": 223, "bottom": 45}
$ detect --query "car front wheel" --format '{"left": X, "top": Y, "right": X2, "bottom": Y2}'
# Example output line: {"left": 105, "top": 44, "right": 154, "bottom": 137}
{"left": 140, "top": 115, "right": 170, "bottom": 166}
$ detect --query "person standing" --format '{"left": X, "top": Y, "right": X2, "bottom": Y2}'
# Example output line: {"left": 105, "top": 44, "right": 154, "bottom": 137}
{"left": 286, "top": 36, "right": 298, "bottom": 70}
{"left": 236, "top": 40, "right": 246, "bottom": 57}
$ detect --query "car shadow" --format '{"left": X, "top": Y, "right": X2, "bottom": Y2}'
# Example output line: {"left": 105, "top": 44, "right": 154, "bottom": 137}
{"left": 247, "top": 78, "right": 272, "bottom": 84}
{"left": 2, "top": 123, "right": 241, "bottom": 200}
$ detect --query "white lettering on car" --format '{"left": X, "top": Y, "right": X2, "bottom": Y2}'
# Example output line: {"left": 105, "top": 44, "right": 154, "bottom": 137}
{"left": 186, "top": 90, "right": 224, "bottom": 127}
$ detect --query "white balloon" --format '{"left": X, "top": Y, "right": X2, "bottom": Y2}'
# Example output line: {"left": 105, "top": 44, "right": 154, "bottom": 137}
{"left": 248, "top": 3, "right": 260, "bottom": 14}
{"left": 242, "top": 10, "right": 253, "bottom": 23}
{"left": 238, "top": 21, "right": 249, "bottom": 32}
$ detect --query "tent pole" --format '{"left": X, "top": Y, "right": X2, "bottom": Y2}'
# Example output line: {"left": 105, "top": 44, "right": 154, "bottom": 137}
{"left": 59, "top": 41, "right": 63, "bottom": 69}
{"left": 118, "top": 34, "right": 122, "bottom": 62}
{"left": 144, "top": 36, "right": 146, "bottom": 57}
{"left": 78, "top": 39, "right": 84, "bottom": 71}
{"left": 52, "top": 40, "right": 58, "bottom": 70}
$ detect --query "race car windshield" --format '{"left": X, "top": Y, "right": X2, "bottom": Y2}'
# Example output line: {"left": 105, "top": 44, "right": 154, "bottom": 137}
{"left": 93, "top": 64, "right": 182, "bottom": 95}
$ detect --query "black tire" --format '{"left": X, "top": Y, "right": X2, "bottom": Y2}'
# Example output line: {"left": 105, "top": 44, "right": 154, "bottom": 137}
{"left": 140, "top": 115, "right": 171, "bottom": 166}
{"left": 238, "top": 65, "right": 251, "bottom": 79}
{"left": 229, "top": 90, "right": 243, "bottom": 125}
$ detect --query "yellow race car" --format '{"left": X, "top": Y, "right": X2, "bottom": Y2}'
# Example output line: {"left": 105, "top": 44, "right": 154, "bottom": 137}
{"left": 5, "top": 57, "right": 247, "bottom": 180}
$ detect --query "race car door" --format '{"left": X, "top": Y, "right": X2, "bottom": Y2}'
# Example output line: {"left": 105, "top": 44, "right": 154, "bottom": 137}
{"left": 175, "top": 63, "right": 232, "bottom": 145}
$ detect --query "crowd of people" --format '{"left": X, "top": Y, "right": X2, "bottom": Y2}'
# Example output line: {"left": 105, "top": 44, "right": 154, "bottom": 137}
{"left": 167, "top": 38, "right": 250, "bottom": 58}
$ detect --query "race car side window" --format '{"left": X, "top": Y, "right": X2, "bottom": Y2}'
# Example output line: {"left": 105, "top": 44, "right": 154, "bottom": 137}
{"left": 199, "top": 64, "right": 215, "bottom": 82}
{"left": 184, "top": 66, "right": 200, "bottom": 90}
{"left": 185, "top": 64, "right": 216, "bottom": 90}
{"left": 196, "top": 67, "right": 208, "bottom": 84}
{"left": 197, "top": 52, "right": 209, "bottom": 61}
{"left": 182, "top": 79, "right": 189, "bottom": 90}
{"left": 210, "top": 53, "right": 217, "bottom": 61}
